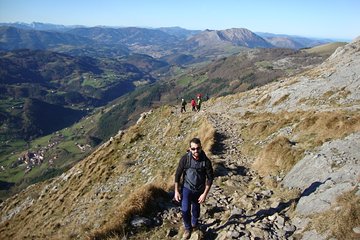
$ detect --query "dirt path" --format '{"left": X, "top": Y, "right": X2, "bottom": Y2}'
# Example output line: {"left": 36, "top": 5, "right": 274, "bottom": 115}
{"left": 191, "top": 112, "right": 298, "bottom": 240}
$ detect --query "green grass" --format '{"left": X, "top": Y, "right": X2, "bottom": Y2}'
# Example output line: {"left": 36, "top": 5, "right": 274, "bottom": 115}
{"left": 0, "top": 107, "right": 102, "bottom": 200}
{"left": 0, "top": 163, "right": 26, "bottom": 182}
{"left": 30, "top": 135, "right": 52, "bottom": 148}
{"left": 177, "top": 75, "right": 194, "bottom": 86}
{"left": 255, "top": 60, "right": 273, "bottom": 69}
{"left": 0, "top": 98, "right": 24, "bottom": 111}
{"left": 0, "top": 139, "right": 28, "bottom": 165}
{"left": 82, "top": 77, "right": 102, "bottom": 88}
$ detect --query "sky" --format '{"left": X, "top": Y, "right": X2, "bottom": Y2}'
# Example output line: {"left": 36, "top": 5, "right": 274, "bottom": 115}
{"left": 0, "top": 0, "right": 359, "bottom": 40}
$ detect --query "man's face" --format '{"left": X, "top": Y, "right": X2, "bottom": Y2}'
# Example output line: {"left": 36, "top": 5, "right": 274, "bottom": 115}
{"left": 189, "top": 142, "right": 202, "bottom": 159}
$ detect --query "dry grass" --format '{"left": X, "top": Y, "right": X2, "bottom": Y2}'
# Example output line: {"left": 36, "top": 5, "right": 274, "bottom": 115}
{"left": 252, "top": 136, "right": 303, "bottom": 176}
{"left": 302, "top": 42, "right": 347, "bottom": 56}
{"left": 322, "top": 90, "right": 336, "bottom": 98}
{"left": 241, "top": 111, "right": 294, "bottom": 157}
{"left": 295, "top": 111, "right": 360, "bottom": 148}
{"left": 88, "top": 183, "right": 168, "bottom": 240}
{"left": 184, "top": 117, "right": 216, "bottom": 154}
{"left": 87, "top": 108, "right": 217, "bottom": 240}
{"left": 273, "top": 94, "right": 290, "bottom": 106}
{"left": 254, "top": 94, "right": 271, "bottom": 107}
{"left": 310, "top": 189, "right": 360, "bottom": 240}
{"left": 301, "top": 88, "right": 353, "bottom": 107}
{"left": 241, "top": 110, "right": 360, "bottom": 176}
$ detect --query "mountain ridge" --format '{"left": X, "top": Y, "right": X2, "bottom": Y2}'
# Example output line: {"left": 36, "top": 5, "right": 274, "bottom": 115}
{"left": 0, "top": 23, "right": 336, "bottom": 56}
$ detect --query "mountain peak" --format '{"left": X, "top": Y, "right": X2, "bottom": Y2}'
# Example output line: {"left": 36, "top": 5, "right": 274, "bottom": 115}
{"left": 188, "top": 28, "right": 273, "bottom": 48}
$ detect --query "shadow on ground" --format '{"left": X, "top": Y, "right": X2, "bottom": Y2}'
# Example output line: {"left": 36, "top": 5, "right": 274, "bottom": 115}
{"left": 211, "top": 132, "right": 227, "bottom": 155}
{"left": 200, "top": 178, "right": 331, "bottom": 239}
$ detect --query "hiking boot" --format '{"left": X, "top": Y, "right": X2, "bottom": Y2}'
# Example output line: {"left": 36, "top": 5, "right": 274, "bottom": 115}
{"left": 183, "top": 229, "right": 191, "bottom": 239}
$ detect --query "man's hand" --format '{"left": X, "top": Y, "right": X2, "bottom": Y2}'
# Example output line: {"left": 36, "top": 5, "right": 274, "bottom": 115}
{"left": 174, "top": 190, "right": 181, "bottom": 202}
{"left": 198, "top": 192, "right": 208, "bottom": 203}
{"left": 198, "top": 185, "right": 211, "bottom": 203}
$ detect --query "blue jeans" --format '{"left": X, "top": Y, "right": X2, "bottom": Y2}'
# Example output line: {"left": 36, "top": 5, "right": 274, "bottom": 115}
{"left": 181, "top": 187, "right": 201, "bottom": 230}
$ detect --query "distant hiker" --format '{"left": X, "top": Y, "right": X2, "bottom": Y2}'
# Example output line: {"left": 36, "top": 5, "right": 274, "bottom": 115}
{"left": 174, "top": 138, "right": 214, "bottom": 239}
{"left": 196, "top": 96, "right": 202, "bottom": 112}
{"left": 191, "top": 98, "right": 196, "bottom": 111}
{"left": 181, "top": 98, "right": 187, "bottom": 113}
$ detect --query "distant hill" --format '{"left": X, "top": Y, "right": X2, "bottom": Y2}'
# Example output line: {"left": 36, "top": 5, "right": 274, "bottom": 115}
{"left": 0, "top": 49, "right": 154, "bottom": 97}
{"left": 0, "top": 49, "right": 159, "bottom": 141}
{"left": 1, "top": 22, "right": 335, "bottom": 49}
{"left": 0, "top": 26, "right": 130, "bottom": 58}
{"left": 157, "top": 26, "right": 201, "bottom": 39}
{"left": 0, "top": 21, "right": 84, "bottom": 31}
{"left": 67, "top": 27, "right": 180, "bottom": 58}
{"left": 160, "top": 53, "right": 197, "bottom": 65}
{"left": 181, "top": 28, "right": 274, "bottom": 58}
{"left": 118, "top": 53, "right": 169, "bottom": 73}
{"left": 1, "top": 24, "right": 338, "bottom": 60}
{"left": 0, "top": 26, "right": 95, "bottom": 50}
{"left": 256, "top": 32, "right": 334, "bottom": 49}
{"left": 187, "top": 28, "right": 273, "bottom": 48}
{"left": 262, "top": 36, "right": 304, "bottom": 49}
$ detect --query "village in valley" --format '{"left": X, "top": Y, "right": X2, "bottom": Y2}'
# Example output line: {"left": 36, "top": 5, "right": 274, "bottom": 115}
{"left": 0, "top": 130, "right": 92, "bottom": 174}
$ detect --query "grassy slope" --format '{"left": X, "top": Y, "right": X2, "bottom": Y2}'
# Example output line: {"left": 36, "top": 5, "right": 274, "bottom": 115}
{"left": 302, "top": 42, "right": 347, "bottom": 56}
{"left": 0, "top": 105, "right": 216, "bottom": 239}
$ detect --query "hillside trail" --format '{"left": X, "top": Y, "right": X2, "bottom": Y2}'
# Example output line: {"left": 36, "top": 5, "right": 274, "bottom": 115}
{"left": 183, "top": 111, "right": 299, "bottom": 240}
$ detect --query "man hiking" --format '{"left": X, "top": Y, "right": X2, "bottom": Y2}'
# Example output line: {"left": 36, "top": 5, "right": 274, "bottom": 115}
{"left": 196, "top": 96, "right": 202, "bottom": 112}
{"left": 174, "top": 138, "right": 214, "bottom": 239}
{"left": 181, "top": 98, "right": 187, "bottom": 113}
{"left": 191, "top": 98, "right": 196, "bottom": 111}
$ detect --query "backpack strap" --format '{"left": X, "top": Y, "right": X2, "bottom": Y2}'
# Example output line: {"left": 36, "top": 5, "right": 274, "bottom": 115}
{"left": 185, "top": 151, "right": 206, "bottom": 169}
{"left": 185, "top": 151, "right": 191, "bottom": 169}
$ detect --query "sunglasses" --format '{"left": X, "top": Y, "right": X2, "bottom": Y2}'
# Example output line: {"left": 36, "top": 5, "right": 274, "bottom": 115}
{"left": 190, "top": 147, "right": 201, "bottom": 151}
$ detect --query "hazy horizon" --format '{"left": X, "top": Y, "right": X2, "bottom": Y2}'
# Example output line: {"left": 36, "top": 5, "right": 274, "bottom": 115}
{"left": 0, "top": 0, "right": 359, "bottom": 40}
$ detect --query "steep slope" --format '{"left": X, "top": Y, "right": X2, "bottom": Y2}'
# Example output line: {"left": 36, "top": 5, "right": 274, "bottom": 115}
{"left": 0, "top": 106, "right": 216, "bottom": 239}
{"left": 201, "top": 37, "right": 360, "bottom": 239}
{"left": 0, "top": 38, "right": 359, "bottom": 240}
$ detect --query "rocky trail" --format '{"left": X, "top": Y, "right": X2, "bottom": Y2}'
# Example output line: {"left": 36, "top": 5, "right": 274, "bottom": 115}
{"left": 200, "top": 112, "right": 297, "bottom": 240}
{"left": 152, "top": 111, "right": 300, "bottom": 240}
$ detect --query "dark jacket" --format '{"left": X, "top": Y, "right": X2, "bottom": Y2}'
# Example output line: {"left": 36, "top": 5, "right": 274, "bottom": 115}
{"left": 175, "top": 151, "right": 214, "bottom": 191}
